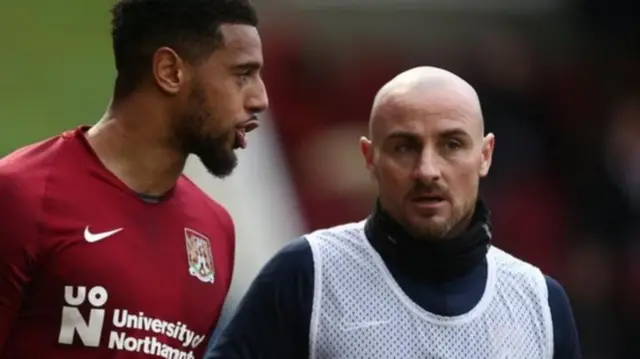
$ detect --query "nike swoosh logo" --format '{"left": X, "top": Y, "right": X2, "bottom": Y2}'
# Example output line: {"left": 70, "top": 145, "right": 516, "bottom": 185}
{"left": 84, "top": 226, "right": 123, "bottom": 243}
{"left": 342, "top": 319, "right": 391, "bottom": 331}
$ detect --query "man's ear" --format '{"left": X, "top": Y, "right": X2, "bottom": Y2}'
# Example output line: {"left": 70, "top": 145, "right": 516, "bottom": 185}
{"left": 152, "top": 47, "right": 186, "bottom": 95}
{"left": 479, "top": 133, "right": 495, "bottom": 177}
{"left": 360, "top": 136, "right": 374, "bottom": 172}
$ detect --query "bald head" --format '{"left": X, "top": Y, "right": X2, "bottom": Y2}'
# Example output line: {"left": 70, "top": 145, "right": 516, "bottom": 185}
{"left": 360, "top": 67, "right": 495, "bottom": 241}
{"left": 369, "top": 67, "right": 484, "bottom": 143}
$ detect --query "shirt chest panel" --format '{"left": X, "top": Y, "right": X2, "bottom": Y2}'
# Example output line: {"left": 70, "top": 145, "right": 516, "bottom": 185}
{"left": 30, "top": 186, "right": 230, "bottom": 340}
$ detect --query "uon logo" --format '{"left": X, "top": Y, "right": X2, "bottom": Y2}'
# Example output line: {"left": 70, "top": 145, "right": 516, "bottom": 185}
{"left": 58, "top": 285, "right": 108, "bottom": 347}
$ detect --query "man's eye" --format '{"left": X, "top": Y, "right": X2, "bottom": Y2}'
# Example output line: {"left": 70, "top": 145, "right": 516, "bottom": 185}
{"left": 395, "top": 143, "right": 414, "bottom": 153}
{"left": 235, "top": 73, "right": 251, "bottom": 85}
{"left": 445, "top": 141, "right": 463, "bottom": 150}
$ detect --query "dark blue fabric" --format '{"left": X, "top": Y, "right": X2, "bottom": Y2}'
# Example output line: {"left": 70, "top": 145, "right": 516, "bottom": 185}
{"left": 206, "top": 237, "right": 581, "bottom": 359}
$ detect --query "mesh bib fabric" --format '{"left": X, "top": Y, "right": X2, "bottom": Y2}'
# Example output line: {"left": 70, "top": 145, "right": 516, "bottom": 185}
{"left": 306, "top": 221, "right": 553, "bottom": 359}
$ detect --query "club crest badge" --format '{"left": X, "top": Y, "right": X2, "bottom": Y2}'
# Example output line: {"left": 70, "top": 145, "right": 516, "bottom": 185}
{"left": 184, "top": 228, "right": 215, "bottom": 283}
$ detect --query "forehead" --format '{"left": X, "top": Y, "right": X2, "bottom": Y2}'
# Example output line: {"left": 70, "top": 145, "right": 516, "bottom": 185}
{"left": 374, "top": 89, "right": 482, "bottom": 139}
{"left": 205, "top": 24, "right": 263, "bottom": 67}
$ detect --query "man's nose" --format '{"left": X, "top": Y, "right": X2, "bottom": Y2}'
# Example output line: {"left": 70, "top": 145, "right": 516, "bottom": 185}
{"left": 414, "top": 149, "right": 442, "bottom": 182}
{"left": 246, "top": 78, "right": 269, "bottom": 114}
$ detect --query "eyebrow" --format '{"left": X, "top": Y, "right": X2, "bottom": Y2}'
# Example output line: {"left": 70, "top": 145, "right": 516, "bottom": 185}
{"left": 439, "top": 128, "right": 471, "bottom": 139}
{"left": 383, "top": 128, "right": 472, "bottom": 142}
{"left": 385, "top": 131, "right": 419, "bottom": 141}
{"left": 231, "top": 61, "right": 262, "bottom": 72}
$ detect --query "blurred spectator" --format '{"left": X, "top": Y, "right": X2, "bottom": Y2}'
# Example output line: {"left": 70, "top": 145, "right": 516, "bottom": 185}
{"left": 604, "top": 94, "right": 640, "bottom": 215}
{"left": 566, "top": 238, "right": 620, "bottom": 358}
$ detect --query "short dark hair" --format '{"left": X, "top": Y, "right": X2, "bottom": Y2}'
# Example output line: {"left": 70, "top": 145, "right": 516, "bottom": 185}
{"left": 110, "top": 0, "right": 258, "bottom": 98}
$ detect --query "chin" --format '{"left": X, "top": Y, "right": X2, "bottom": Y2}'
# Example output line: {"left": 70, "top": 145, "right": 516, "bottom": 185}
{"left": 407, "top": 206, "right": 449, "bottom": 222}
{"left": 197, "top": 151, "right": 238, "bottom": 179}
{"left": 406, "top": 214, "right": 454, "bottom": 239}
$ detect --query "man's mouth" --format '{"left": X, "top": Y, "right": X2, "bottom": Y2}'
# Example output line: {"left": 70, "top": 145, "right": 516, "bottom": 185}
{"left": 413, "top": 195, "right": 445, "bottom": 202}
{"left": 411, "top": 194, "right": 447, "bottom": 209}
{"left": 242, "top": 118, "right": 259, "bottom": 133}
{"left": 233, "top": 118, "right": 259, "bottom": 149}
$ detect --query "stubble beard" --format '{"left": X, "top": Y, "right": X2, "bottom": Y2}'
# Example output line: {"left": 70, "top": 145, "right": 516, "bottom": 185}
{"left": 175, "top": 87, "right": 238, "bottom": 179}
{"left": 404, "top": 196, "right": 477, "bottom": 240}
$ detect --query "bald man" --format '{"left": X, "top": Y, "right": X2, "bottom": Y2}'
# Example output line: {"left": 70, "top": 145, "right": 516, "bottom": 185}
{"left": 205, "top": 67, "right": 581, "bottom": 359}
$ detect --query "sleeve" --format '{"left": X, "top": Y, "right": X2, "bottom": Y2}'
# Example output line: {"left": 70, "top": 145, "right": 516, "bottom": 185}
{"left": 204, "top": 237, "right": 314, "bottom": 359}
{"left": 208, "top": 202, "right": 236, "bottom": 297}
{"left": 546, "top": 275, "right": 582, "bottom": 359}
{"left": 221, "top": 208, "right": 236, "bottom": 294}
{"left": 0, "top": 174, "right": 41, "bottom": 351}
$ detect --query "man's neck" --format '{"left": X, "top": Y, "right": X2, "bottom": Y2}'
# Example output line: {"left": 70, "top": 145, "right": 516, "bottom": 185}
{"left": 86, "top": 99, "right": 186, "bottom": 197}
{"left": 365, "top": 200, "right": 492, "bottom": 281}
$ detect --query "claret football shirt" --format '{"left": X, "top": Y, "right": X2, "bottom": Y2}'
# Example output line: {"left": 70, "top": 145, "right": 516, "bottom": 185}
{"left": 0, "top": 127, "right": 235, "bottom": 359}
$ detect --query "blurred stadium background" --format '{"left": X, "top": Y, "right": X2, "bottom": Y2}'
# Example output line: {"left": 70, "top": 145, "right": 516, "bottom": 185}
{"left": 1, "top": 0, "right": 639, "bottom": 357}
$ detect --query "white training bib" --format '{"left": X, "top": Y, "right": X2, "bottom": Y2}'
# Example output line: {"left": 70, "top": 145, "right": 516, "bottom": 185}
{"left": 306, "top": 221, "right": 553, "bottom": 359}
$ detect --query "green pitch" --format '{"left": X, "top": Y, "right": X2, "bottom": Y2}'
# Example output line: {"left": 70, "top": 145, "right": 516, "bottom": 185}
{"left": 0, "top": 1, "right": 114, "bottom": 156}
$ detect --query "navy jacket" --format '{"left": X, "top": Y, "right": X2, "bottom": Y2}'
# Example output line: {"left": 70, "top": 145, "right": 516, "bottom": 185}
{"left": 206, "top": 236, "right": 581, "bottom": 358}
